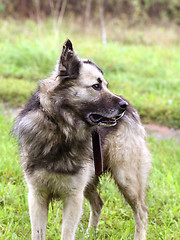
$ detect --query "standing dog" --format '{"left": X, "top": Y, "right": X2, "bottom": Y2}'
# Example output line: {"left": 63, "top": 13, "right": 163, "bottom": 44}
{"left": 13, "top": 39, "right": 151, "bottom": 240}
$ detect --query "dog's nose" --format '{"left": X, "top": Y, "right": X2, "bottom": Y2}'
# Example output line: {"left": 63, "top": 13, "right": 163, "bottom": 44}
{"left": 119, "top": 99, "right": 128, "bottom": 111}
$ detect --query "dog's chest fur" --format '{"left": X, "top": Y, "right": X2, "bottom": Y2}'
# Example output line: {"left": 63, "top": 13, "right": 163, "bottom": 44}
{"left": 26, "top": 162, "right": 94, "bottom": 199}
{"left": 17, "top": 108, "right": 95, "bottom": 199}
{"left": 15, "top": 108, "right": 93, "bottom": 176}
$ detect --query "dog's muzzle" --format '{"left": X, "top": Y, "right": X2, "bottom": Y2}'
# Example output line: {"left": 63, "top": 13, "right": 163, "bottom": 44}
{"left": 88, "top": 99, "right": 128, "bottom": 127}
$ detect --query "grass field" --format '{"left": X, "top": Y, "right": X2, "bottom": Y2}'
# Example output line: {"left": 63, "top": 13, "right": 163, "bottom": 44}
{"left": 0, "top": 18, "right": 180, "bottom": 239}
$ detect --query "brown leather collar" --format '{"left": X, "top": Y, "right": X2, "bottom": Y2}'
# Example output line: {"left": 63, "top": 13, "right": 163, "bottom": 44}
{"left": 92, "top": 129, "right": 103, "bottom": 176}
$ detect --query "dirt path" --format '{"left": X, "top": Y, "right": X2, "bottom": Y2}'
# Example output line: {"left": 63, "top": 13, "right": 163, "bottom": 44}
{"left": 145, "top": 123, "right": 180, "bottom": 141}
{"left": 1, "top": 104, "right": 180, "bottom": 141}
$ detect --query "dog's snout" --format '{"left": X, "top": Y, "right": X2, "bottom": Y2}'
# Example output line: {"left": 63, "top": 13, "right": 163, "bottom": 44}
{"left": 119, "top": 100, "right": 128, "bottom": 111}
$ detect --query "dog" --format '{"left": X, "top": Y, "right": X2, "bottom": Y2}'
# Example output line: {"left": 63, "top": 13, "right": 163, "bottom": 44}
{"left": 13, "top": 39, "right": 151, "bottom": 240}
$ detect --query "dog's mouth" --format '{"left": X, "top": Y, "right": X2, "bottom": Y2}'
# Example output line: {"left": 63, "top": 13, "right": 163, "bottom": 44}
{"left": 89, "top": 112, "right": 125, "bottom": 126}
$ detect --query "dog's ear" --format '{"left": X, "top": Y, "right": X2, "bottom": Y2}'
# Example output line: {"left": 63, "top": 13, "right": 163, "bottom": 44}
{"left": 58, "top": 39, "right": 81, "bottom": 79}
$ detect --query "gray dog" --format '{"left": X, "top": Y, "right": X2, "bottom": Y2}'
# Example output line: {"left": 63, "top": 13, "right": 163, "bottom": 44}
{"left": 13, "top": 39, "right": 151, "bottom": 240}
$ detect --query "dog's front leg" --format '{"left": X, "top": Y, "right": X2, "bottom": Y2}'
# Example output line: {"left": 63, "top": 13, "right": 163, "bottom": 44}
{"left": 28, "top": 188, "right": 49, "bottom": 240}
{"left": 84, "top": 180, "right": 103, "bottom": 234}
{"left": 61, "top": 193, "right": 84, "bottom": 240}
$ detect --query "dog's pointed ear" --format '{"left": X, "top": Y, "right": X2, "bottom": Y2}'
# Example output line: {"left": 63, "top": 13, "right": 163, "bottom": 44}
{"left": 58, "top": 39, "right": 81, "bottom": 79}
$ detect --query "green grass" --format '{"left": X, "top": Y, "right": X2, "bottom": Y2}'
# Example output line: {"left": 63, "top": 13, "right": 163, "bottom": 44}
{"left": 0, "top": 77, "right": 36, "bottom": 107}
{"left": 0, "top": 19, "right": 180, "bottom": 127}
{"left": 0, "top": 114, "right": 180, "bottom": 239}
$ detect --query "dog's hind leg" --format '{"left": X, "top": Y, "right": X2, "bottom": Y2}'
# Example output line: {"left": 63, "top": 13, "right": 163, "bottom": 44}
{"left": 103, "top": 118, "right": 151, "bottom": 240}
{"left": 84, "top": 178, "right": 104, "bottom": 234}
{"left": 111, "top": 155, "right": 150, "bottom": 240}
{"left": 61, "top": 193, "right": 84, "bottom": 240}
{"left": 28, "top": 187, "right": 49, "bottom": 240}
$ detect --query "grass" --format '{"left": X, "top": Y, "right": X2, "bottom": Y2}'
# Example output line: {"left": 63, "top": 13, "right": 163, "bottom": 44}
{"left": 0, "top": 18, "right": 180, "bottom": 239}
{"left": 0, "top": 78, "right": 36, "bottom": 107}
{"left": 0, "top": 19, "right": 180, "bottom": 127}
{"left": 0, "top": 113, "right": 180, "bottom": 239}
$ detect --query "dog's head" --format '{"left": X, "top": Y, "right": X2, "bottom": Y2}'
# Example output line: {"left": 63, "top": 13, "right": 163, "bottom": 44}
{"left": 40, "top": 39, "right": 128, "bottom": 127}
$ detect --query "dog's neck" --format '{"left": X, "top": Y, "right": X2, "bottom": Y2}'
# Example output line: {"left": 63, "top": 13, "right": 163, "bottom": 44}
{"left": 41, "top": 102, "right": 103, "bottom": 176}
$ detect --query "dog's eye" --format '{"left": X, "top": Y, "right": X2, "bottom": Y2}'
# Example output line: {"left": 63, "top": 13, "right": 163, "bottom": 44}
{"left": 92, "top": 83, "right": 102, "bottom": 91}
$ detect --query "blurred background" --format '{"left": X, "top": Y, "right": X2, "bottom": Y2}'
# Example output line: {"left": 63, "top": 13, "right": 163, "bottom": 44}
{"left": 1, "top": 0, "right": 180, "bottom": 44}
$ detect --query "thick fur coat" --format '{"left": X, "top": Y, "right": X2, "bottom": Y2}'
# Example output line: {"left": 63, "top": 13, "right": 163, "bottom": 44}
{"left": 13, "top": 39, "right": 151, "bottom": 240}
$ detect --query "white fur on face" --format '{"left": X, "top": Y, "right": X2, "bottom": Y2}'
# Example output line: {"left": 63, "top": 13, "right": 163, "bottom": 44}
{"left": 70, "top": 63, "right": 108, "bottom": 103}
{"left": 79, "top": 62, "right": 107, "bottom": 86}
